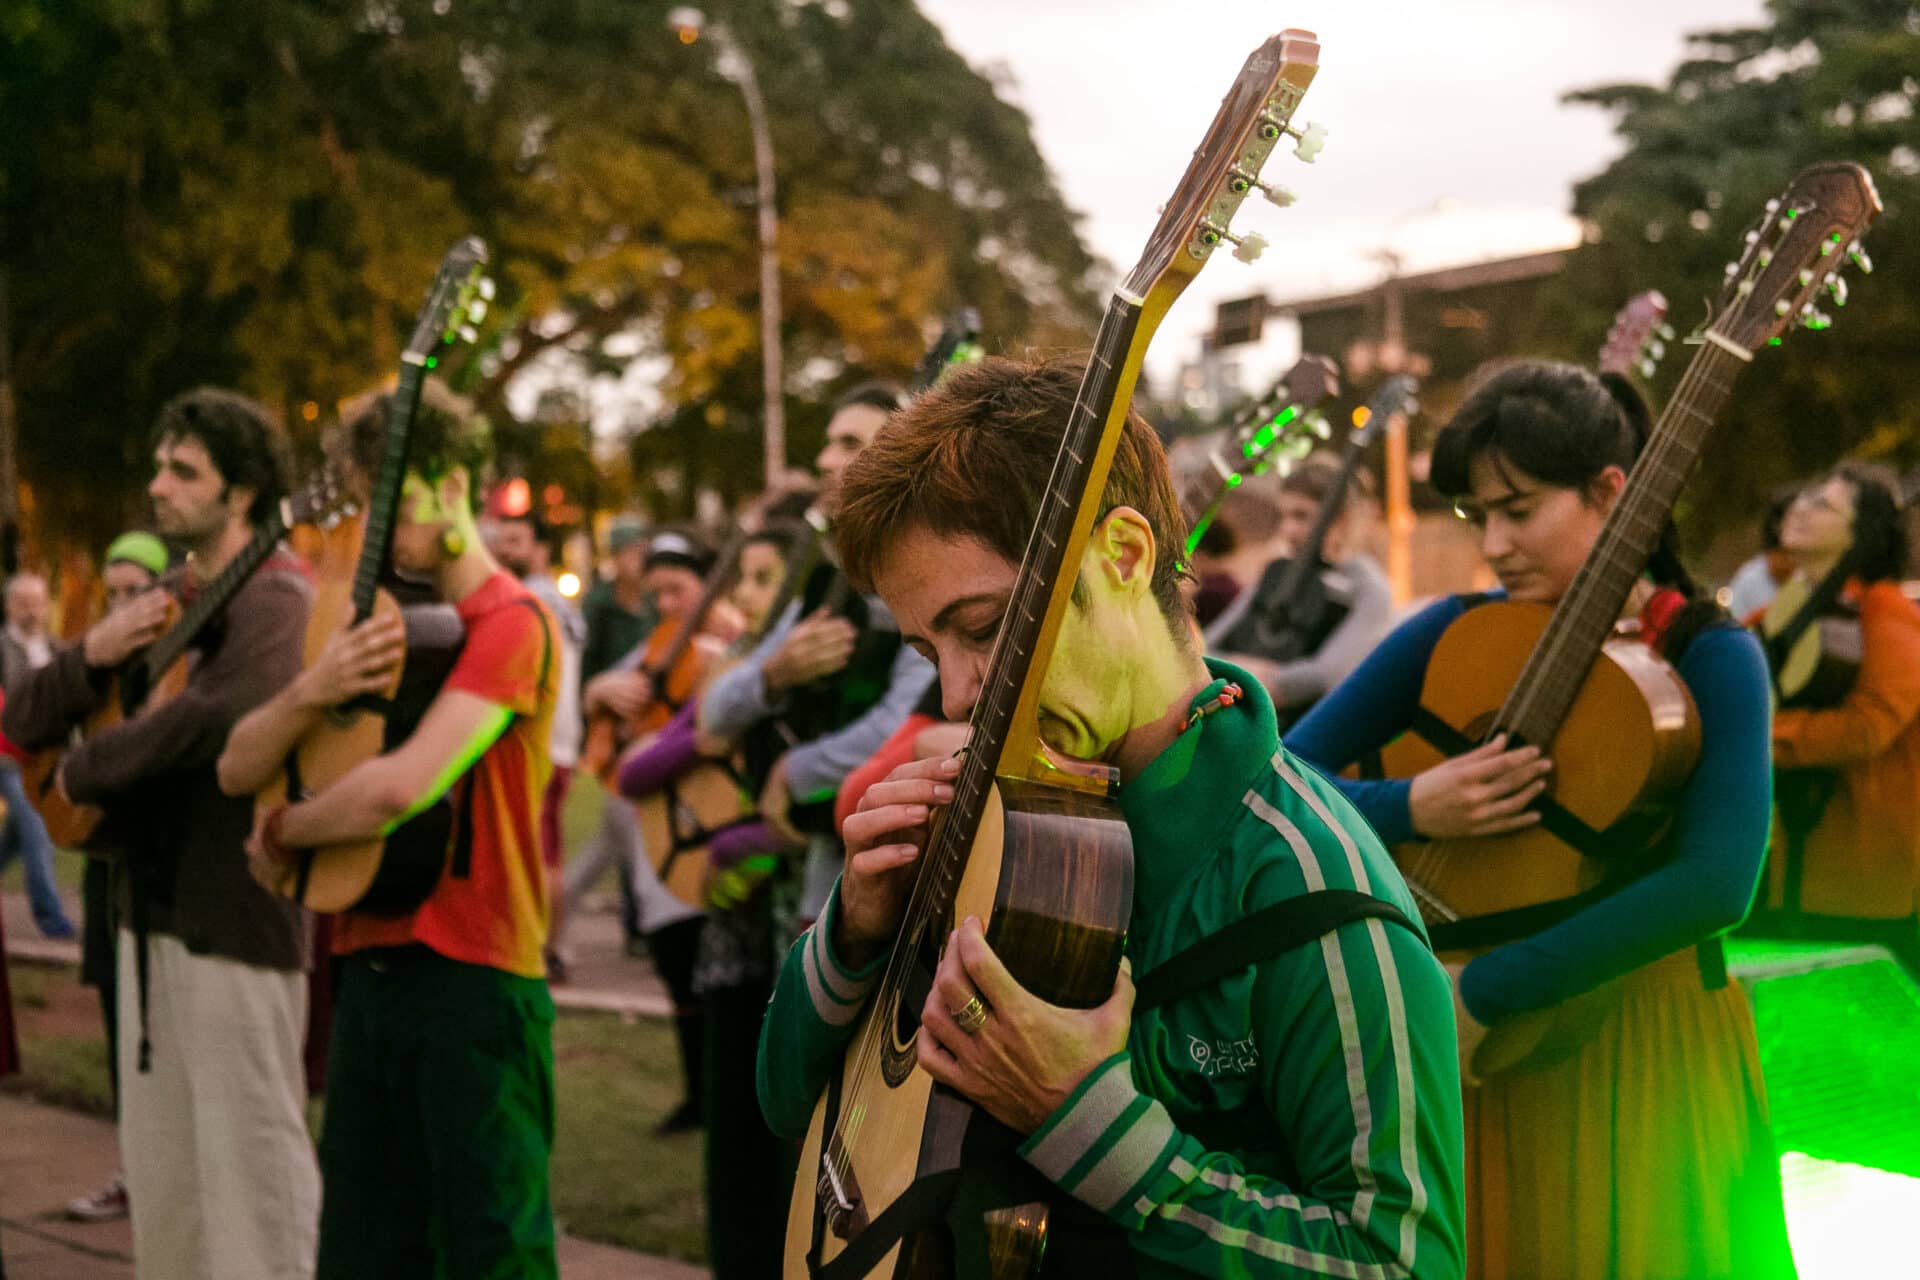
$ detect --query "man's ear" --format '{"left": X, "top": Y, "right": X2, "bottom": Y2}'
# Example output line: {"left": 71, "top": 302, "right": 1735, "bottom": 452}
{"left": 225, "top": 484, "right": 259, "bottom": 523}
{"left": 438, "top": 466, "right": 472, "bottom": 516}
{"left": 1092, "top": 506, "right": 1157, "bottom": 598}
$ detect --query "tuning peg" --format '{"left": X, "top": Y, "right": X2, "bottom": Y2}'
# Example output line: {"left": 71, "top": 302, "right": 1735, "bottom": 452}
{"left": 467, "top": 299, "right": 489, "bottom": 324}
{"left": 1290, "top": 121, "right": 1328, "bottom": 162}
{"left": 1723, "top": 261, "right": 1741, "bottom": 279}
{"left": 1231, "top": 231, "right": 1270, "bottom": 264}
{"left": 458, "top": 324, "right": 479, "bottom": 344}
{"left": 1647, "top": 339, "right": 1667, "bottom": 361}
{"left": 1226, "top": 169, "right": 1298, "bottom": 209}
{"left": 478, "top": 277, "right": 498, "bottom": 301}
{"left": 1826, "top": 276, "right": 1849, "bottom": 307}
{"left": 1656, "top": 323, "right": 1676, "bottom": 341}
{"left": 1800, "top": 304, "right": 1833, "bottom": 331}
{"left": 1638, "top": 357, "right": 1658, "bottom": 379}
{"left": 1849, "top": 241, "right": 1873, "bottom": 274}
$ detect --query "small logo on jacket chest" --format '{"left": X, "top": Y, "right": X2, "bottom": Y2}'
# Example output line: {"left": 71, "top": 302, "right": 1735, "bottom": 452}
{"left": 1187, "top": 1034, "right": 1259, "bottom": 1078}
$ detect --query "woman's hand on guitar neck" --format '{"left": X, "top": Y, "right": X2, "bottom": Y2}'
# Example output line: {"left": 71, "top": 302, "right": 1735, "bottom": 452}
{"left": 833, "top": 754, "right": 962, "bottom": 969}
{"left": 294, "top": 614, "right": 407, "bottom": 711}
{"left": 1407, "top": 733, "right": 1553, "bottom": 839}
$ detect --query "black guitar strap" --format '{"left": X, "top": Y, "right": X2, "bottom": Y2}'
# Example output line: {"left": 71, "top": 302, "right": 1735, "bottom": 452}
{"left": 1135, "top": 890, "right": 1425, "bottom": 1013}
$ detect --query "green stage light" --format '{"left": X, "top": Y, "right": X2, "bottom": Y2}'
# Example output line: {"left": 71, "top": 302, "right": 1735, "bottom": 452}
{"left": 1730, "top": 940, "right": 1920, "bottom": 1276}
{"left": 1778, "top": 1155, "right": 1920, "bottom": 1280}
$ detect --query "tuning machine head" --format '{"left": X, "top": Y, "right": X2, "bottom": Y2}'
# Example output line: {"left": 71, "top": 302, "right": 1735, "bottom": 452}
{"left": 1256, "top": 112, "right": 1327, "bottom": 163}
{"left": 1198, "top": 220, "right": 1268, "bottom": 264}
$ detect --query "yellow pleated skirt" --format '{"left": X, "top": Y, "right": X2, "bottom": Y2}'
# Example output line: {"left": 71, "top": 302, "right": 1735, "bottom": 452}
{"left": 1464, "top": 948, "right": 1797, "bottom": 1280}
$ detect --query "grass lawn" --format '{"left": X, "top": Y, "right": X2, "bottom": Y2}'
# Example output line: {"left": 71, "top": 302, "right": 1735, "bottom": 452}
{"left": 3, "top": 960, "right": 710, "bottom": 1262}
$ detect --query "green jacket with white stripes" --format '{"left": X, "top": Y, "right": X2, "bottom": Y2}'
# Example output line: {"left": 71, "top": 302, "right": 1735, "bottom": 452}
{"left": 758, "top": 660, "right": 1466, "bottom": 1279}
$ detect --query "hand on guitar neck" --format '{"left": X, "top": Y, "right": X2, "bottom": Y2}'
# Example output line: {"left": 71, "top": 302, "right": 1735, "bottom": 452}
{"left": 291, "top": 609, "right": 407, "bottom": 713}
{"left": 80, "top": 591, "right": 172, "bottom": 669}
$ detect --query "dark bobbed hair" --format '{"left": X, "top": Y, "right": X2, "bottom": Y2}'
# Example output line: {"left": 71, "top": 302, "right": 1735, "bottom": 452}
{"left": 1430, "top": 360, "right": 1699, "bottom": 599}
{"left": 149, "top": 388, "right": 291, "bottom": 522}
{"left": 1830, "top": 461, "right": 1907, "bottom": 583}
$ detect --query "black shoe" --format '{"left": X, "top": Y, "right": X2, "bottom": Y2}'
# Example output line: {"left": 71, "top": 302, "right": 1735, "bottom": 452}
{"left": 654, "top": 1100, "right": 703, "bottom": 1136}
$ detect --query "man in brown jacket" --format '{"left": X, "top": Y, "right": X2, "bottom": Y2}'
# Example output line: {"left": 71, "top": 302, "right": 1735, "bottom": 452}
{"left": 3, "top": 388, "right": 320, "bottom": 1279}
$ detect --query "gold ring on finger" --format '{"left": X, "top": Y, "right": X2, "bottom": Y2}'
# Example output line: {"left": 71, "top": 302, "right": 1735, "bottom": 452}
{"left": 951, "top": 994, "right": 989, "bottom": 1035}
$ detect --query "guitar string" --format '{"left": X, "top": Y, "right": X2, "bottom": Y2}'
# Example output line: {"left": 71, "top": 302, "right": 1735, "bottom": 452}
{"left": 1496, "top": 342, "right": 1729, "bottom": 743}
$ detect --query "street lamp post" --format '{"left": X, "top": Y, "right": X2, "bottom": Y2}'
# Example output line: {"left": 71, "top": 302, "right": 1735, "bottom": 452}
{"left": 670, "top": 7, "right": 785, "bottom": 486}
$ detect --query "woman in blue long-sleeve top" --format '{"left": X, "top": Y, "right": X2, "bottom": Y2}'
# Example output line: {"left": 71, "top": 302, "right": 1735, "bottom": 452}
{"left": 1286, "top": 361, "right": 1796, "bottom": 1280}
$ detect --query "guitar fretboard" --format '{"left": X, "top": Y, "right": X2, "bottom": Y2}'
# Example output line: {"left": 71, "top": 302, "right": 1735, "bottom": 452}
{"left": 1496, "top": 343, "right": 1744, "bottom": 745}
{"left": 919, "top": 293, "right": 1143, "bottom": 919}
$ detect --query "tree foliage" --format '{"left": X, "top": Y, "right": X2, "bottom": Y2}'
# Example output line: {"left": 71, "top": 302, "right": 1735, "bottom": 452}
{"left": 0, "top": 0, "right": 1100, "bottom": 552}
{"left": 1546, "top": 0, "right": 1920, "bottom": 558}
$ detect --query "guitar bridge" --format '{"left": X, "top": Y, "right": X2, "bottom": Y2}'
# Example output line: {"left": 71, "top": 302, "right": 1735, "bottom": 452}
{"left": 817, "top": 1137, "right": 867, "bottom": 1240}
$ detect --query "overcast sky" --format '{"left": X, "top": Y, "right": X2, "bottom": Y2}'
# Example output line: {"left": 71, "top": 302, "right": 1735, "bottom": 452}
{"left": 916, "top": 0, "right": 1767, "bottom": 380}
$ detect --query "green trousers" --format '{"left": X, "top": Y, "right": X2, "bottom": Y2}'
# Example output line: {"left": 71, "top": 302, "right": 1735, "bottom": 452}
{"left": 316, "top": 946, "right": 556, "bottom": 1280}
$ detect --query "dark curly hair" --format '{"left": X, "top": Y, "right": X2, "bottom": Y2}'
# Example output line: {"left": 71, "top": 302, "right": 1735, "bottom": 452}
{"left": 149, "top": 388, "right": 291, "bottom": 523}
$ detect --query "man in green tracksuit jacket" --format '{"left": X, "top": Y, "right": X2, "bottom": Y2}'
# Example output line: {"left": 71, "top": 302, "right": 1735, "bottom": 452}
{"left": 757, "top": 356, "right": 1466, "bottom": 1278}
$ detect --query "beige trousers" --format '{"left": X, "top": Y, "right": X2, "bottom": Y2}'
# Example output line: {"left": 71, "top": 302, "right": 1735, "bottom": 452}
{"left": 116, "top": 929, "right": 320, "bottom": 1279}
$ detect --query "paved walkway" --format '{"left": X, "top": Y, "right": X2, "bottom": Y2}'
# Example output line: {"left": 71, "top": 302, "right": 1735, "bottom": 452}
{"left": 0, "top": 1094, "right": 707, "bottom": 1279}
{"left": 4, "top": 871, "right": 701, "bottom": 1277}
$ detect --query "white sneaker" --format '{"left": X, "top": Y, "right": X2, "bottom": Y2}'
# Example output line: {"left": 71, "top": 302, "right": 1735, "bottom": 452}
{"left": 65, "top": 1174, "right": 129, "bottom": 1222}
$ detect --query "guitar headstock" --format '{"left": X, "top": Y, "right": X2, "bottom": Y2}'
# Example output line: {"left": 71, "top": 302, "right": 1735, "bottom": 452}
{"left": 1597, "top": 291, "right": 1673, "bottom": 380}
{"left": 403, "top": 236, "right": 494, "bottom": 367}
{"left": 1222, "top": 353, "right": 1340, "bottom": 477}
{"left": 286, "top": 466, "right": 357, "bottom": 532}
{"left": 1124, "top": 29, "right": 1321, "bottom": 304}
{"left": 910, "top": 307, "right": 985, "bottom": 393}
{"left": 1706, "top": 163, "right": 1880, "bottom": 355}
{"left": 1351, "top": 374, "right": 1419, "bottom": 447}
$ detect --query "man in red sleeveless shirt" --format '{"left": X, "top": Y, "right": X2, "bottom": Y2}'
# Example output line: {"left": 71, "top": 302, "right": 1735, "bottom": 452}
{"left": 219, "top": 392, "right": 561, "bottom": 1279}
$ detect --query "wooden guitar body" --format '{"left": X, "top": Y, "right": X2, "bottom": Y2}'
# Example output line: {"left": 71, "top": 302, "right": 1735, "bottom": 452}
{"left": 786, "top": 779, "right": 1133, "bottom": 1279}
{"left": 1371, "top": 600, "right": 1699, "bottom": 1072}
{"left": 259, "top": 581, "right": 403, "bottom": 911}
{"left": 24, "top": 600, "right": 189, "bottom": 851}
{"left": 1758, "top": 576, "right": 1863, "bottom": 709}
{"left": 631, "top": 755, "right": 746, "bottom": 909}
{"left": 580, "top": 617, "right": 707, "bottom": 784}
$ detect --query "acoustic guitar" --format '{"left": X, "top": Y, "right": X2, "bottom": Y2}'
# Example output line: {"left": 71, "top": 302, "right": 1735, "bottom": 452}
{"left": 1366, "top": 165, "right": 1881, "bottom": 1076}
{"left": 1180, "top": 352, "right": 1339, "bottom": 555}
{"left": 786, "top": 29, "right": 1324, "bottom": 1278}
{"left": 257, "top": 237, "right": 493, "bottom": 914}
{"left": 1213, "top": 374, "right": 1417, "bottom": 675}
{"left": 22, "top": 468, "right": 352, "bottom": 848}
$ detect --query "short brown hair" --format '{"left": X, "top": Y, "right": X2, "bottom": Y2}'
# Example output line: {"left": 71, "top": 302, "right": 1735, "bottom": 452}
{"left": 834, "top": 355, "right": 1191, "bottom": 622}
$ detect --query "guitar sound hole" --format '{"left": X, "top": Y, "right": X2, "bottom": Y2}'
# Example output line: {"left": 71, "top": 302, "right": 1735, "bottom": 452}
{"left": 881, "top": 926, "right": 938, "bottom": 1087}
